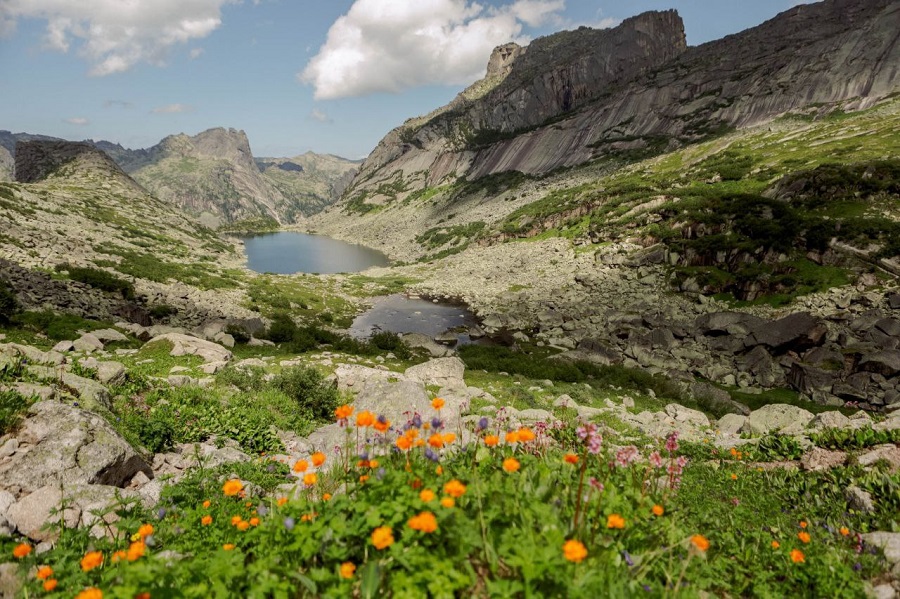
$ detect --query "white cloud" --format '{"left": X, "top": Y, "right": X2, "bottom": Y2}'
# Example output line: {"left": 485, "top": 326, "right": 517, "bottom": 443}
{"left": 104, "top": 99, "right": 133, "bottom": 109}
{"left": 308, "top": 108, "right": 333, "bottom": 123}
{"left": 65, "top": 117, "right": 90, "bottom": 125}
{"left": 0, "top": 0, "right": 238, "bottom": 75}
{"left": 189, "top": 47, "right": 204, "bottom": 59}
{"left": 151, "top": 103, "right": 194, "bottom": 114}
{"left": 300, "top": 0, "right": 566, "bottom": 100}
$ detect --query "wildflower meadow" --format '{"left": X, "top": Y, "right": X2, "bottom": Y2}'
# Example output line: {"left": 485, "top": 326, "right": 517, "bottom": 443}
{"left": 4, "top": 398, "right": 896, "bottom": 598}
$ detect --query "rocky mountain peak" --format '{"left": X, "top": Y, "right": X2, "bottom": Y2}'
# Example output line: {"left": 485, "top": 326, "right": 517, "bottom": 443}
{"left": 485, "top": 42, "right": 525, "bottom": 79}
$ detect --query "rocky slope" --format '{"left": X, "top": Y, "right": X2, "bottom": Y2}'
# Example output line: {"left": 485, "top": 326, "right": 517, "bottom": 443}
{"left": 337, "top": 0, "right": 899, "bottom": 210}
{"left": 0, "top": 140, "right": 257, "bottom": 327}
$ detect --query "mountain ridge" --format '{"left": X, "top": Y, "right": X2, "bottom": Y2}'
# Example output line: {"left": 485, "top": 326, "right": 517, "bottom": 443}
{"left": 0, "top": 128, "right": 359, "bottom": 226}
{"left": 340, "top": 0, "right": 900, "bottom": 209}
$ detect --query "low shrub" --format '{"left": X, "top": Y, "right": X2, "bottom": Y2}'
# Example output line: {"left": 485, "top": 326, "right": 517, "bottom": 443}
{"left": 810, "top": 427, "right": 900, "bottom": 451}
{"left": 56, "top": 263, "right": 135, "bottom": 300}
{"left": 12, "top": 310, "right": 106, "bottom": 340}
{"left": 269, "top": 366, "right": 339, "bottom": 422}
{"left": 0, "top": 389, "right": 29, "bottom": 435}
{"left": 0, "top": 279, "right": 19, "bottom": 324}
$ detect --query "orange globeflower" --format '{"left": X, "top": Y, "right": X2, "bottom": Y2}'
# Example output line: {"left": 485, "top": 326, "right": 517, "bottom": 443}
{"left": 374, "top": 418, "right": 391, "bottom": 433}
{"left": 137, "top": 524, "right": 154, "bottom": 539}
{"left": 323, "top": 493, "right": 332, "bottom": 501}
{"left": 408, "top": 511, "right": 439, "bottom": 533}
{"left": 81, "top": 551, "right": 104, "bottom": 572}
{"left": 771, "top": 540, "right": 780, "bottom": 549}
{"left": 419, "top": 489, "right": 436, "bottom": 502}
{"left": 201, "top": 515, "right": 213, "bottom": 526}
{"left": 237, "top": 521, "right": 250, "bottom": 531}
{"left": 396, "top": 436, "right": 413, "bottom": 451}
{"left": 303, "top": 473, "right": 318, "bottom": 486}
{"left": 484, "top": 435, "right": 500, "bottom": 447}
{"left": 223, "top": 479, "right": 243, "bottom": 496}
{"left": 111, "top": 550, "right": 127, "bottom": 563}
{"left": 428, "top": 433, "right": 444, "bottom": 448}
{"left": 202, "top": 500, "right": 211, "bottom": 509}
{"left": 13, "top": 543, "right": 31, "bottom": 559}
{"left": 799, "top": 521, "right": 808, "bottom": 529}
{"left": 335, "top": 404, "right": 354, "bottom": 420}
{"left": 432, "top": 398, "right": 445, "bottom": 410}
{"left": 607, "top": 514, "right": 626, "bottom": 530}
{"left": 562, "top": 539, "right": 588, "bottom": 563}
{"left": 135, "top": 594, "right": 150, "bottom": 599}
{"left": 839, "top": 527, "right": 850, "bottom": 537}
{"left": 652, "top": 505, "right": 664, "bottom": 517}
{"left": 277, "top": 497, "right": 288, "bottom": 507}
{"left": 444, "top": 479, "right": 467, "bottom": 498}
{"left": 36, "top": 566, "right": 53, "bottom": 580}
{"left": 127, "top": 541, "right": 145, "bottom": 562}
{"left": 516, "top": 428, "right": 536, "bottom": 442}
{"left": 371, "top": 526, "right": 394, "bottom": 550}
{"left": 249, "top": 517, "right": 260, "bottom": 527}
{"left": 730, "top": 474, "right": 738, "bottom": 481}
{"left": 505, "top": 431, "right": 519, "bottom": 444}
{"left": 231, "top": 515, "right": 243, "bottom": 526}
{"left": 791, "top": 549, "right": 805, "bottom": 563}
{"left": 75, "top": 588, "right": 103, "bottom": 599}
{"left": 293, "top": 459, "right": 309, "bottom": 473}
{"left": 311, "top": 452, "right": 326, "bottom": 467}
{"left": 356, "top": 410, "right": 375, "bottom": 427}
{"left": 223, "top": 544, "right": 235, "bottom": 551}
{"left": 442, "top": 432, "right": 457, "bottom": 444}
{"left": 797, "top": 532, "right": 810, "bottom": 544}
{"left": 690, "top": 535, "right": 710, "bottom": 552}
{"left": 340, "top": 562, "right": 356, "bottom": 579}
{"left": 440, "top": 497, "right": 455, "bottom": 508}
{"left": 43, "top": 579, "right": 58, "bottom": 592}
{"left": 564, "top": 453, "right": 579, "bottom": 464}
{"left": 503, "top": 458, "right": 521, "bottom": 473}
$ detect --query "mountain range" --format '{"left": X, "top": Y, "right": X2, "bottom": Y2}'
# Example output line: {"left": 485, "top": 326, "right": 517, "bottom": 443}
{"left": 0, "top": 128, "right": 360, "bottom": 227}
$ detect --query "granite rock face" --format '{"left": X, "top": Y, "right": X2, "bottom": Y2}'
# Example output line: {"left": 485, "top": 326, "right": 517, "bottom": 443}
{"left": 344, "top": 0, "right": 900, "bottom": 201}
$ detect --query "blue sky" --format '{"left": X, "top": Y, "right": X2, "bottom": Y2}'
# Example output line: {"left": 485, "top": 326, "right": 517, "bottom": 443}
{"left": 0, "top": 0, "right": 812, "bottom": 159}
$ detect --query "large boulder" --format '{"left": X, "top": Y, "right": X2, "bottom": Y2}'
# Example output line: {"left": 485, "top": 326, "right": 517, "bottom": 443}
{"left": 695, "top": 312, "right": 765, "bottom": 337}
{"left": 736, "top": 345, "right": 785, "bottom": 388}
{"left": 0, "top": 401, "right": 152, "bottom": 496}
{"left": 858, "top": 350, "right": 900, "bottom": 377}
{"left": 145, "top": 333, "right": 233, "bottom": 363}
{"left": 748, "top": 403, "right": 814, "bottom": 435}
{"left": 745, "top": 312, "right": 827, "bottom": 354}
{"left": 404, "top": 357, "right": 466, "bottom": 390}
{"left": 690, "top": 382, "right": 751, "bottom": 416}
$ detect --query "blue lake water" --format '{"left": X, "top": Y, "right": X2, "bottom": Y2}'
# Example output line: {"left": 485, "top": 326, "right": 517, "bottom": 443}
{"left": 240, "top": 232, "right": 390, "bottom": 274}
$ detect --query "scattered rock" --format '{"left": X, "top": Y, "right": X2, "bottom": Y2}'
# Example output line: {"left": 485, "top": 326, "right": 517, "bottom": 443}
{"left": 0, "top": 401, "right": 152, "bottom": 496}
{"left": 808, "top": 411, "right": 851, "bottom": 431}
{"left": 748, "top": 404, "right": 814, "bottom": 435}
{"left": 717, "top": 414, "right": 749, "bottom": 435}
{"left": 96, "top": 361, "right": 127, "bottom": 385}
{"left": 800, "top": 447, "right": 847, "bottom": 471}
{"left": 844, "top": 485, "right": 876, "bottom": 513}
{"left": 73, "top": 333, "right": 105, "bottom": 353}
{"left": 856, "top": 445, "right": 900, "bottom": 472}
{"left": 146, "top": 333, "right": 233, "bottom": 364}
{"left": 404, "top": 357, "right": 466, "bottom": 390}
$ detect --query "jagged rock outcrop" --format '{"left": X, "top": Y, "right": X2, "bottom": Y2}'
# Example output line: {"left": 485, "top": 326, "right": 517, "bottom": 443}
{"left": 342, "top": 0, "right": 900, "bottom": 204}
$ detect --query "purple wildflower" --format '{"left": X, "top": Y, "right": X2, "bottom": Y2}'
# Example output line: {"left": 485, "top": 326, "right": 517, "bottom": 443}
{"left": 284, "top": 517, "right": 295, "bottom": 531}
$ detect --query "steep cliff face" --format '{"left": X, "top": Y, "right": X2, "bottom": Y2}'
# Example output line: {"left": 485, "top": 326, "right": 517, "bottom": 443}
{"left": 344, "top": 0, "right": 900, "bottom": 206}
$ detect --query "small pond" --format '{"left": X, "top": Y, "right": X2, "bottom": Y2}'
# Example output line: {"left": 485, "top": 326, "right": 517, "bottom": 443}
{"left": 240, "top": 232, "right": 390, "bottom": 275}
{"left": 349, "top": 294, "right": 481, "bottom": 344}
